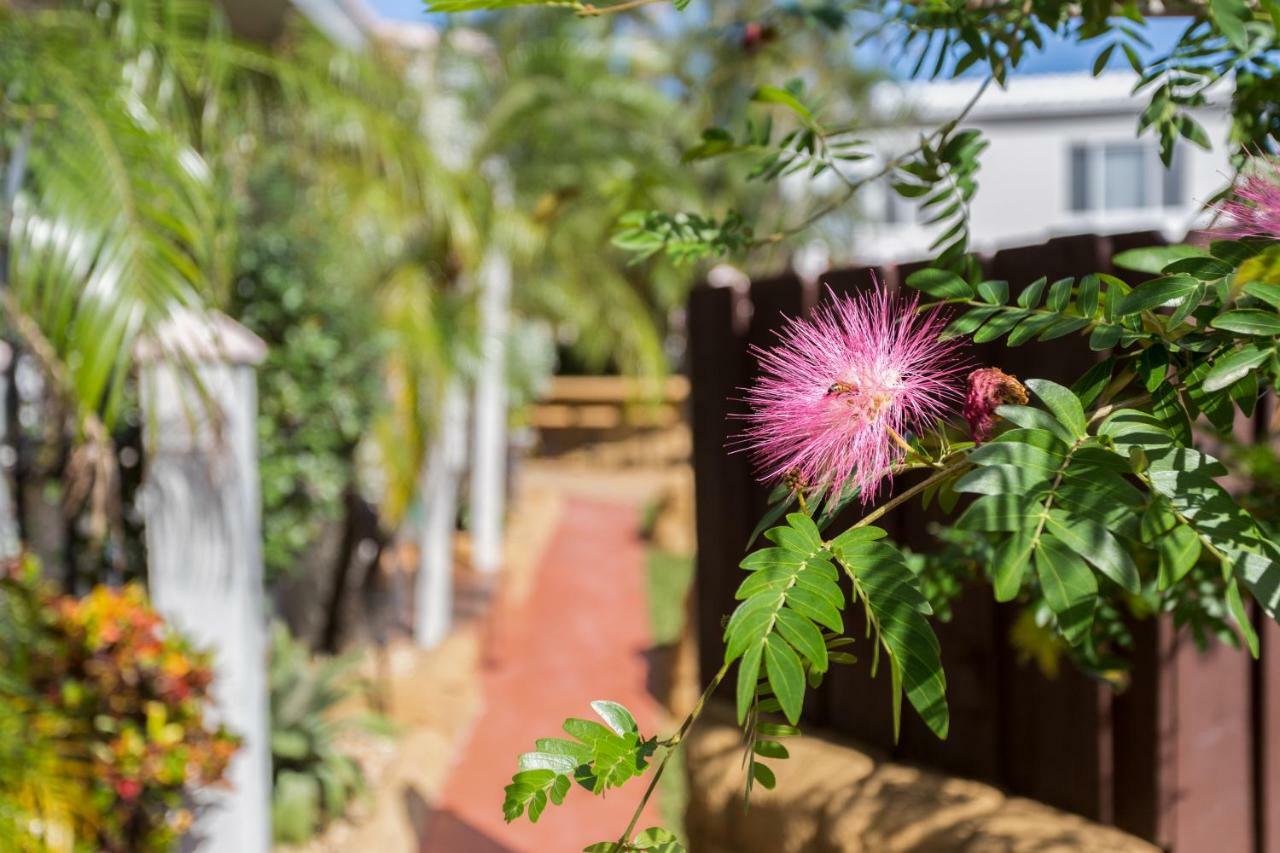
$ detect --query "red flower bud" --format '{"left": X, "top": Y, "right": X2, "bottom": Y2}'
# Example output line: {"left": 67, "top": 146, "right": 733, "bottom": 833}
{"left": 963, "top": 367, "right": 1028, "bottom": 443}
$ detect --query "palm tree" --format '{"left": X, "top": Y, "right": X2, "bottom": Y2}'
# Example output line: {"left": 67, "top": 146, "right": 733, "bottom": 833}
{"left": 0, "top": 0, "right": 480, "bottom": 556}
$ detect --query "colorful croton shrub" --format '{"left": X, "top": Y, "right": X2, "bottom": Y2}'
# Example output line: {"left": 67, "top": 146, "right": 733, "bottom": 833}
{"left": 0, "top": 558, "right": 238, "bottom": 852}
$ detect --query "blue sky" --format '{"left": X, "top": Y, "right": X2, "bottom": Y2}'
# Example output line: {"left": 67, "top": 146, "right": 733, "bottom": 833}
{"left": 365, "top": 0, "right": 1190, "bottom": 78}
{"left": 367, "top": 0, "right": 429, "bottom": 20}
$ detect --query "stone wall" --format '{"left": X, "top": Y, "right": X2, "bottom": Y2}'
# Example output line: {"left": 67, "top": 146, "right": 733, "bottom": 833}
{"left": 685, "top": 709, "right": 1158, "bottom": 853}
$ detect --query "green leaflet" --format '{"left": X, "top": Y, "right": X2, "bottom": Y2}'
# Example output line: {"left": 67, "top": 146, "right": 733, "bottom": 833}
{"left": 906, "top": 268, "right": 972, "bottom": 299}
{"left": 735, "top": 641, "right": 765, "bottom": 726}
{"left": 832, "top": 536, "right": 948, "bottom": 739}
{"left": 1244, "top": 282, "right": 1280, "bottom": 310}
{"left": 504, "top": 701, "right": 656, "bottom": 823}
{"left": 764, "top": 635, "right": 806, "bottom": 724}
{"left": 1226, "top": 579, "right": 1260, "bottom": 658}
{"left": 994, "top": 404, "right": 1076, "bottom": 445}
{"left": 1156, "top": 524, "right": 1202, "bottom": 590}
{"left": 1025, "top": 378, "right": 1087, "bottom": 438}
{"left": 1114, "top": 274, "right": 1199, "bottom": 315}
{"left": 1044, "top": 510, "right": 1140, "bottom": 593}
{"left": 967, "top": 433, "right": 1065, "bottom": 472}
{"left": 953, "top": 463, "right": 1051, "bottom": 496}
{"left": 583, "top": 826, "right": 686, "bottom": 853}
{"left": 1211, "top": 309, "right": 1280, "bottom": 337}
{"left": 993, "top": 528, "right": 1035, "bottom": 602}
{"left": 1203, "top": 345, "right": 1274, "bottom": 393}
{"left": 1237, "top": 549, "right": 1280, "bottom": 624}
{"left": 774, "top": 607, "right": 828, "bottom": 673}
{"left": 1035, "top": 534, "right": 1097, "bottom": 646}
{"left": 956, "top": 493, "right": 1043, "bottom": 532}
{"left": 1112, "top": 244, "right": 1202, "bottom": 274}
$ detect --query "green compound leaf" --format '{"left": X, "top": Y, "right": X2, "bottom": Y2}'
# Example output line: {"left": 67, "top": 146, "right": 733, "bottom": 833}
{"left": 832, "top": 536, "right": 948, "bottom": 740}
{"left": 503, "top": 701, "right": 656, "bottom": 823}
{"left": 728, "top": 514, "right": 845, "bottom": 723}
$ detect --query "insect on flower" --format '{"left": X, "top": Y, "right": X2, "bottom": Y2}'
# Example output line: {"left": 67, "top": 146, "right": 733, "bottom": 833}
{"left": 1218, "top": 155, "right": 1280, "bottom": 239}
{"left": 741, "top": 283, "right": 967, "bottom": 503}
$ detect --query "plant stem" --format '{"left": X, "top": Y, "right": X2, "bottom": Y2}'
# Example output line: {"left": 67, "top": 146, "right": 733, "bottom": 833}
{"left": 613, "top": 661, "right": 730, "bottom": 850}
{"left": 577, "top": 0, "right": 664, "bottom": 15}
{"left": 852, "top": 455, "right": 969, "bottom": 530}
{"left": 885, "top": 426, "right": 916, "bottom": 457}
{"left": 1086, "top": 392, "right": 1152, "bottom": 426}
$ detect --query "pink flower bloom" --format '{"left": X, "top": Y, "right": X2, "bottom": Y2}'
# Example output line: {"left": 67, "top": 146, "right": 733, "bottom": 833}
{"left": 741, "top": 284, "right": 966, "bottom": 503}
{"left": 1218, "top": 156, "right": 1280, "bottom": 239}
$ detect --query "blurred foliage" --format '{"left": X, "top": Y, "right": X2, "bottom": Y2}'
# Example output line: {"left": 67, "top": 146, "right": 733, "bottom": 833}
{"left": 0, "top": 0, "right": 491, "bottom": 570}
{"left": 230, "top": 154, "right": 386, "bottom": 581}
{"left": 646, "top": 549, "right": 695, "bottom": 647}
{"left": 0, "top": 556, "right": 237, "bottom": 852}
{"left": 269, "top": 622, "right": 391, "bottom": 844}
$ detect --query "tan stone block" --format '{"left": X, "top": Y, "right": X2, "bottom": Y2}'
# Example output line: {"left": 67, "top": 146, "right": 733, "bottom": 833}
{"left": 684, "top": 711, "right": 1158, "bottom": 853}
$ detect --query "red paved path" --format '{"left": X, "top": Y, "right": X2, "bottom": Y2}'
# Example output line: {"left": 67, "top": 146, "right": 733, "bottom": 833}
{"left": 426, "top": 497, "right": 664, "bottom": 852}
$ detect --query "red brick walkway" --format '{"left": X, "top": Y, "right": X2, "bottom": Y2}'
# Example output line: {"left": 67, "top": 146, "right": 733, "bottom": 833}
{"left": 425, "top": 497, "right": 664, "bottom": 852}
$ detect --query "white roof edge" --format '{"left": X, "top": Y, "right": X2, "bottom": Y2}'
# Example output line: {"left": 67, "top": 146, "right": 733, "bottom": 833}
{"left": 870, "top": 70, "right": 1231, "bottom": 124}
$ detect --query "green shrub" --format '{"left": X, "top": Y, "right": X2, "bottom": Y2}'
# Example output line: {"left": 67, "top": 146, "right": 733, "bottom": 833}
{"left": 269, "top": 623, "right": 391, "bottom": 843}
{"left": 232, "top": 155, "right": 385, "bottom": 582}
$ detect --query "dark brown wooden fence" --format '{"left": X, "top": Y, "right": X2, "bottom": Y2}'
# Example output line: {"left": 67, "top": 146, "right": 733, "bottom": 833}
{"left": 688, "top": 232, "right": 1279, "bottom": 852}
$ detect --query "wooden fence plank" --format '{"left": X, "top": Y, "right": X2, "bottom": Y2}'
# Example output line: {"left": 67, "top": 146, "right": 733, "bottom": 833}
{"left": 688, "top": 283, "right": 752, "bottom": 685}
{"left": 1170, "top": 632, "right": 1255, "bottom": 853}
{"left": 1112, "top": 616, "right": 1176, "bottom": 843}
{"left": 1260, "top": 616, "right": 1280, "bottom": 853}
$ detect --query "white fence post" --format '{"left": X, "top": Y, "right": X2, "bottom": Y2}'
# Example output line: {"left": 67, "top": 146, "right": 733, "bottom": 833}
{"left": 470, "top": 250, "right": 510, "bottom": 575}
{"left": 415, "top": 380, "right": 468, "bottom": 648}
{"left": 0, "top": 342, "right": 19, "bottom": 560}
{"left": 137, "top": 310, "right": 270, "bottom": 853}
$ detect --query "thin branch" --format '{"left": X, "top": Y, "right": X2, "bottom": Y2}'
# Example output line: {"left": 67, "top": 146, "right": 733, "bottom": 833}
{"left": 756, "top": 76, "right": 993, "bottom": 246}
{"left": 578, "top": 0, "right": 666, "bottom": 16}
{"left": 613, "top": 661, "right": 730, "bottom": 851}
{"left": 1086, "top": 392, "right": 1152, "bottom": 426}
{"left": 853, "top": 455, "right": 970, "bottom": 530}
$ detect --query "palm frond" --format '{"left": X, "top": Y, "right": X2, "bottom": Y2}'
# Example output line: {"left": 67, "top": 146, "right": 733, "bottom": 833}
{"left": 2, "top": 12, "right": 216, "bottom": 425}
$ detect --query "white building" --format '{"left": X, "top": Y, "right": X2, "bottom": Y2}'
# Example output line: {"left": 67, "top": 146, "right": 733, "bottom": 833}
{"left": 846, "top": 71, "right": 1232, "bottom": 263}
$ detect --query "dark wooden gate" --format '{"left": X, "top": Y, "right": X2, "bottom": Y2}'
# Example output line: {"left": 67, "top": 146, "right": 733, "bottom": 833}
{"left": 687, "top": 232, "right": 1279, "bottom": 852}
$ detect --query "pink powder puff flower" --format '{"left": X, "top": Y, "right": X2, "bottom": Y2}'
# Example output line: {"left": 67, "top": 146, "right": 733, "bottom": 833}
{"left": 1218, "top": 155, "right": 1280, "bottom": 239}
{"left": 741, "top": 284, "right": 967, "bottom": 504}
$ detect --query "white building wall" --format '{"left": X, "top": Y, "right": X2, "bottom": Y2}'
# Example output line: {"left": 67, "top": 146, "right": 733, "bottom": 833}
{"left": 839, "top": 72, "right": 1233, "bottom": 264}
